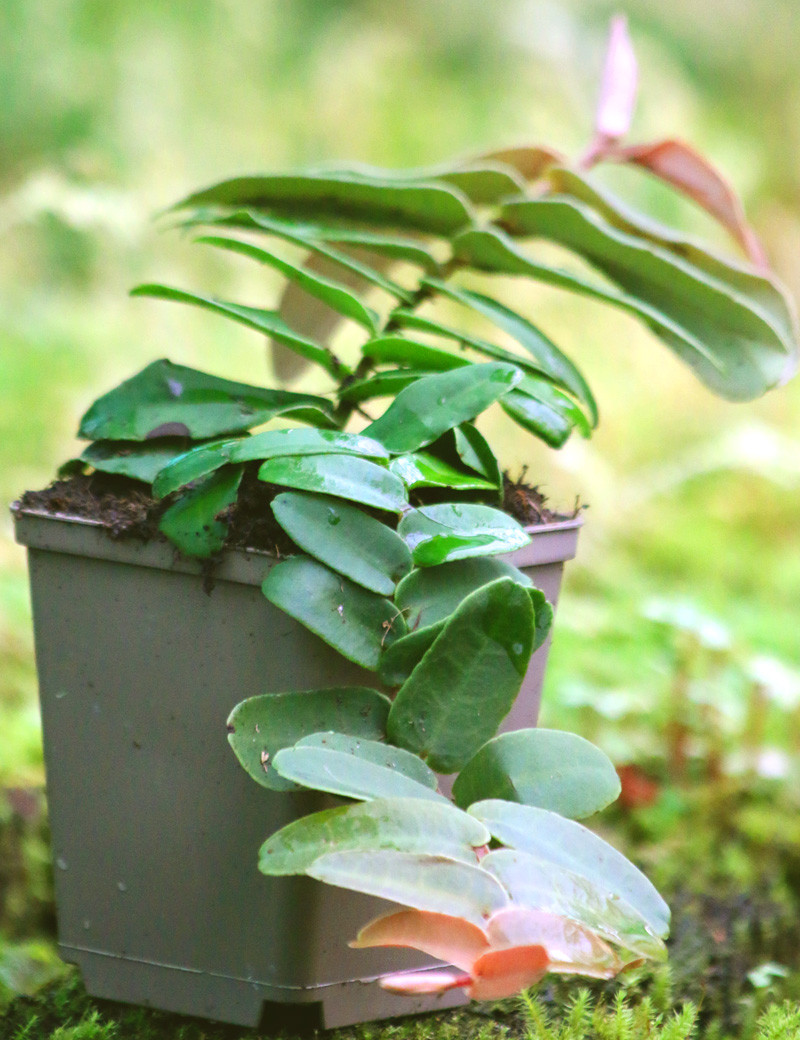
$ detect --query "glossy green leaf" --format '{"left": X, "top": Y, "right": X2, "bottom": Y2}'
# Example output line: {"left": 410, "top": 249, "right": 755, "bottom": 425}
{"left": 79, "top": 359, "right": 336, "bottom": 441}
{"left": 174, "top": 171, "right": 475, "bottom": 235}
{"left": 153, "top": 428, "right": 389, "bottom": 498}
{"left": 259, "top": 797, "right": 491, "bottom": 875}
{"left": 197, "top": 235, "right": 379, "bottom": 333}
{"left": 338, "top": 371, "right": 425, "bottom": 405}
{"left": 262, "top": 556, "right": 405, "bottom": 669}
{"left": 398, "top": 503, "right": 530, "bottom": 566}
{"left": 501, "top": 390, "right": 574, "bottom": 448}
{"left": 529, "top": 588, "right": 554, "bottom": 653}
{"left": 131, "top": 285, "right": 345, "bottom": 378}
{"left": 157, "top": 465, "right": 243, "bottom": 558}
{"left": 378, "top": 622, "right": 446, "bottom": 687}
{"left": 258, "top": 454, "right": 408, "bottom": 513}
{"left": 191, "top": 210, "right": 421, "bottom": 297}
{"left": 387, "top": 578, "right": 534, "bottom": 773}
{"left": 389, "top": 452, "right": 497, "bottom": 491}
{"left": 226, "top": 687, "right": 391, "bottom": 792}
{"left": 454, "top": 424, "right": 503, "bottom": 487}
{"left": 363, "top": 363, "right": 523, "bottom": 454}
{"left": 470, "top": 801, "right": 670, "bottom": 938}
{"left": 493, "top": 199, "right": 796, "bottom": 400}
{"left": 308, "top": 850, "right": 509, "bottom": 926}
{"left": 271, "top": 491, "right": 411, "bottom": 595}
{"left": 547, "top": 166, "right": 797, "bottom": 349}
{"left": 81, "top": 439, "right": 193, "bottom": 484}
{"left": 395, "top": 557, "right": 532, "bottom": 631}
{"left": 421, "top": 279, "right": 598, "bottom": 425}
{"left": 361, "top": 335, "right": 468, "bottom": 372}
{"left": 452, "top": 729, "right": 621, "bottom": 817}
{"left": 271, "top": 743, "right": 446, "bottom": 803}
{"left": 482, "top": 849, "right": 666, "bottom": 961}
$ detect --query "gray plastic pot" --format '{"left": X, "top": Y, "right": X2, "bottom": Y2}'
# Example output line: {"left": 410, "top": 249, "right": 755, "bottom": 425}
{"left": 12, "top": 504, "right": 580, "bottom": 1029}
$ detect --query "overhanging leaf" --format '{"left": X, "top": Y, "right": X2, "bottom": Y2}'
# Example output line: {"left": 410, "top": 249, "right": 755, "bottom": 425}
{"left": 131, "top": 285, "right": 346, "bottom": 379}
{"left": 337, "top": 371, "right": 425, "bottom": 405}
{"left": 378, "top": 622, "right": 446, "bottom": 687}
{"left": 452, "top": 729, "right": 621, "bottom": 818}
{"left": 308, "top": 850, "right": 509, "bottom": 926}
{"left": 493, "top": 199, "right": 796, "bottom": 400}
{"left": 262, "top": 555, "right": 405, "bottom": 669}
{"left": 196, "top": 235, "right": 380, "bottom": 333}
{"left": 387, "top": 578, "right": 534, "bottom": 773}
{"left": 271, "top": 491, "right": 411, "bottom": 595}
{"left": 79, "top": 359, "right": 336, "bottom": 441}
{"left": 389, "top": 452, "right": 497, "bottom": 492}
{"left": 360, "top": 335, "right": 467, "bottom": 372}
{"left": 363, "top": 363, "right": 523, "bottom": 454}
{"left": 157, "top": 465, "right": 243, "bottom": 558}
{"left": 259, "top": 798, "right": 491, "bottom": 876}
{"left": 394, "top": 557, "right": 532, "bottom": 631}
{"left": 271, "top": 740, "right": 446, "bottom": 803}
{"left": 352, "top": 909, "right": 489, "bottom": 971}
{"left": 258, "top": 454, "right": 408, "bottom": 513}
{"left": 227, "top": 687, "right": 391, "bottom": 792}
{"left": 470, "top": 801, "right": 670, "bottom": 938}
{"left": 173, "top": 170, "right": 475, "bottom": 235}
{"left": 398, "top": 503, "right": 530, "bottom": 566}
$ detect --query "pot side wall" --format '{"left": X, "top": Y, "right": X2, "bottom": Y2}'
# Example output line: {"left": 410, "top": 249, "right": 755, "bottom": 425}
{"left": 13, "top": 510, "right": 580, "bottom": 1028}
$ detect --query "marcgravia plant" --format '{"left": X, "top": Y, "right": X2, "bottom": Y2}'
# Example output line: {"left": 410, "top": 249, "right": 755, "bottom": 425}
{"left": 66, "top": 19, "right": 796, "bottom": 998}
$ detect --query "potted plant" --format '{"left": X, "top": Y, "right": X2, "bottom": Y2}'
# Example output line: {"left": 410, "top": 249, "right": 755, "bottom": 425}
{"left": 12, "top": 17, "right": 797, "bottom": 1031}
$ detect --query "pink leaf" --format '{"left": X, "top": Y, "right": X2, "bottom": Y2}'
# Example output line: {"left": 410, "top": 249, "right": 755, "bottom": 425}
{"left": 594, "top": 15, "right": 638, "bottom": 143}
{"left": 486, "top": 906, "right": 621, "bottom": 979}
{"left": 612, "top": 138, "right": 767, "bottom": 267}
{"left": 379, "top": 969, "right": 471, "bottom": 995}
{"left": 467, "top": 945, "right": 549, "bottom": 1000}
{"left": 351, "top": 909, "right": 489, "bottom": 971}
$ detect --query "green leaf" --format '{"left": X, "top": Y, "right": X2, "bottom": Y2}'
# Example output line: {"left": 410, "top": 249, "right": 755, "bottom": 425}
{"left": 389, "top": 452, "right": 497, "bottom": 492}
{"left": 81, "top": 439, "right": 194, "bottom": 484}
{"left": 157, "top": 465, "right": 243, "bottom": 558}
{"left": 259, "top": 454, "right": 407, "bottom": 513}
{"left": 395, "top": 557, "right": 532, "bottom": 631}
{"left": 547, "top": 165, "right": 797, "bottom": 349}
{"left": 271, "top": 741, "right": 446, "bottom": 803}
{"left": 387, "top": 578, "right": 534, "bottom": 773}
{"left": 420, "top": 279, "right": 598, "bottom": 425}
{"left": 259, "top": 797, "right": 491, "bottom": 875}
{"left": 271, "top": 491, "right": 412, "bottom": 595}
{"left": 398, "top": 503, "right": 530, "bottom": 566}
{"left": 469, "top": 800, "right": 670, "bottom": 937}
{"left": 361, "top": 335, "right": 468, "bottom": 372}
{"left": 482, "top": 849, "right": 666, "bottom": 961}
{"left": 363, "top": 363, "right": 523, "bottom": 454}
{"left": 296, "top": 731, "right": 438, "bottom": 788}
{"left": 226, "top": 687, "right": 391, "bottom": 792}
{"left": 153, "top": 428, "right": 389, "bottom": 498}
{"left": 262, "top": 556, "right": 406, "bottom": 669}
{"left": 501, "top": 390, "right": 574, "bottom": 448}
{"left": 529, "top": 588, "right": 554, "bottom": 653}
{"left": 308, "top": 850, "right": 508, "bottom": 926}
{"left": 191, "top": 210, "right": 423, "bottom": 296}
{"left": 79, "top": 359, "right": 336, "bottom": 441}
{"left": 173, "top": 170, "right": 475, "bottom": 235}
{"left": 338, "top": 371, "right": 425, "bottom": 405}
{"left": 378, "top": 622, "right": 445, "bottom": 687}
{"left": 131, "top": 285, "right": 345, "bottom": 379}
{"left": 453, "top": 424, "right": 503, "bottom": 487}
{"left": 494, "top": 199, "right": 796, "bottom": 400}
{"left": 197, "top": 235, "right": 379, "bottom": 333}
{"left": 452, "top": 729, "right": 621, "bottom": 818}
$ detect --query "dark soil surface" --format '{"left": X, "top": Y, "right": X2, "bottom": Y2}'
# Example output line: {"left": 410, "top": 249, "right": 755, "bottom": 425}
{"left": 17, "top": 467, "right": 577, "bottom": 559}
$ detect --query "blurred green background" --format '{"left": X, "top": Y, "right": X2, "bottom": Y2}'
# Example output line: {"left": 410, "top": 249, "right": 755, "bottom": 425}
{"left": 2, "top": 0, "right": 800, "bottom": 791}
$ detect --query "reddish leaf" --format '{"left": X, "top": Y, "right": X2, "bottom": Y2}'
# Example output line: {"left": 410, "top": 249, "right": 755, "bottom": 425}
{"left": 611, "top": 138, "right": 767, "bottom": 267}
{"left": 594, "top": 15, "right": 638, "bottom": 143}
{"left": 379, "top": 970, "right": 471, "bottom": 994}
{"left": 486, "top": 906, "right": 621, "bottom": 979}
{"left": 468, "top": 945, "right": 549, "bottom": 1000}
{"left": 351, "top": 909, "right": 489, "bottom": 971}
